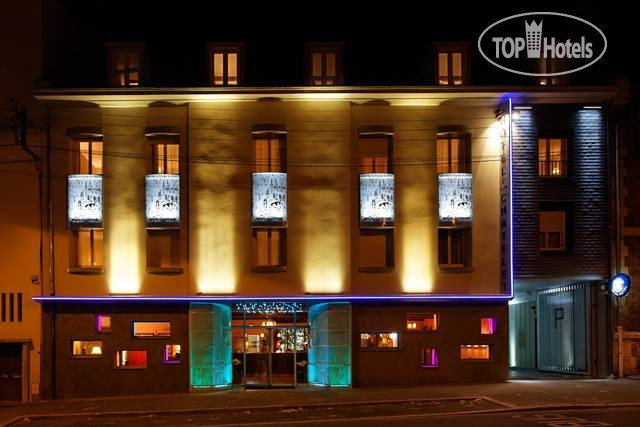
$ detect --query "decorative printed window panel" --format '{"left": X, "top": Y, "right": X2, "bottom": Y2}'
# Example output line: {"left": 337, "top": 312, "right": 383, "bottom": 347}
{"left": 460, "top": 344, "right": 491, "bottom": 360}
{"left": 252, "top": 172, "right": 287, "bottom": 226}
{"left": 360, "top": 173, "right": 394, "bottom": 226}
{"left": 68, "top": 174, "right": 103, "bottom": 228}
{"left": 145, "top": 174, "right": 180, "bottom": 226}
{"left": 133, "top": 321, "right": 171, "bottom": 337}
{"left": 438, "top": 173, "right": 472, "bottom": 226}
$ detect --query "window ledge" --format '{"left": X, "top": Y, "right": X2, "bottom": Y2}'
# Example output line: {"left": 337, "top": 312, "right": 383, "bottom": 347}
{"left": 147, "top": 267, "right": 183, "bottom": 275}
{"left": 437, "top": 266, "right": 473, "bottom": 273}
{"left": 251, "top": 266, "right": 287, "bottom": 273}
{"left": 68, "top": 267, "right": 104, "bottom": 275}
{"left": 359, "top": 267, "right": 394, "bottom": 273}
{"left": 538, "top": 175, "right": 569, "bottom": 179}
{"left": 539, "top": 248, "right": 567, "bottom": 252}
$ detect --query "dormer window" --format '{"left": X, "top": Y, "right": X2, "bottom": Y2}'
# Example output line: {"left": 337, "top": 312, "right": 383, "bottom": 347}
{"left": 208, "top": 44, "right": 243, "bottom": 86}
{"left": 107, "top": 43, "right": 143, "bottom": 87}
{"left": 434, "top": 44, "right": 468, "bottom": 85}
{"left": 307, "top": 43, "right": 343, "bottom": 86}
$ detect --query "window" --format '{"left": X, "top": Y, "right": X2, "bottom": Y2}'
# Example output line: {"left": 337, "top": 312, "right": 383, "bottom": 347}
{"left": 147, "top": 230, "right": 180, "bottom": 270}
{"left": 539, "top": 211, "right": 566, "bottom": 251}
{"left": 133, "top": 321, "right": 171, "bottom": 337}
{"left": 460, "top": 344, "right": 491, "bottom": 360}
{"left": 209, "top": 45, "right": 241, "bottom": 86}
{"left": 481, "top": 318, "right": 496, "bottom": 335}
{"left": 436, "top": 48, "right": 466, "bottom": 85}
{"left": 70, "top": 229, "right": 104, "bottom": 268}
{"left": 115, "top": 350, "right": 148, "bottom": 369}
{"left": 538, "top": 57, "right": 569, "bottom": 86}
{"left": 107, "top": 44, "right": 142, "bottom": 87}
{"left": 0, "top": 292, "right": 22, "bottom": 323}
{"left": 359, "top": 138, "right": 390, "bottom": 174}
{"left": 152, "top": 142, "right": 179, "bottom": 174}
{"left": 359, "top": 229, "right": 394, "bottom": 270}
{"left": 406, "top": 314, "right": 438, "bottom": 332}
{"left": 308, "top": 43, "right": 342, "bottom": 85}
{"left": 253, "top": 229, "right": 286, "bottom": 268}
{"left": 72, "top": 340, "right": 102, "bottom": 357}
{"left": 75, "top": 141, "right": 103, "bottom": 175}
{"left": 96, "top": 315, "right": 111, "bottom": 332}
{"left": 438, "top": 228, "right": 471, "bottom": 268}
{"left": 254, "top": 134, "right": 285, "bottom": 173}
{"left": 538, "top": 138, "right": 568, "bottom": 177}
{"left": 420, "top": 348, "right": 439, "bottom": 368}
{"left": 164, "top": 344, "right": 181, "bottom": 364}
{"left": 360, "top": 332, "right": 399, "bottom": 349}
{"left": 437, "top": 135, "right": 470, "bottom": 174}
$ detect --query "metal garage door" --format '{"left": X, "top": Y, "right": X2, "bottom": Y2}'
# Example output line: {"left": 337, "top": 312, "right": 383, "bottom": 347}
{"left": 0, "top": 343, "right": 22, "bottom": 400}
{"left": 537, "top": 283, "right": 590, "bottom": 374}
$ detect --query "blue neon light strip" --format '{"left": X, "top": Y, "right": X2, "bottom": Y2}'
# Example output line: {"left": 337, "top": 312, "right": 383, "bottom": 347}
{"left": 508, "top": 97, "right": 514, "bottom": 299}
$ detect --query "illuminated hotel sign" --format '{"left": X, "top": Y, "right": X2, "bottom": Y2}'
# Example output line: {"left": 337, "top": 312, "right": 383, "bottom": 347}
{"left": 145, "top": 174, "right": 180, "bottom": 226}
{"left": 252, "top": 172, "right": 287, "bottom": 226}
{"left": 438, "top": 173, "right": 472, "bottom": 226}
{"left": 360, "top": 173, "right": 394, "bottom": 227}
{"left": 68, "top": 174, "right": 103, "bottom": 228}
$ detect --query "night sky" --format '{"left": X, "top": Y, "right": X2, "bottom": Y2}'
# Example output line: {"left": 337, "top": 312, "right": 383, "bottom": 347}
{"left": 42, "top": 1, "right": 635, "bottom": 90}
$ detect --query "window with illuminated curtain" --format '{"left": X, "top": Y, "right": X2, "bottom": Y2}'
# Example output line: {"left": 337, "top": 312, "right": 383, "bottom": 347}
{"left": 437, "top": 132, "right": 472, "bottom": 269}
{"left": 252, "top": 132, "right": 287, "bottom": 269}
{"left": 107, "top": 44, "right": 142, "bottom": 87}
{"left": 308, "top": 43, "right": 342, "bottom": 85}
{"left": 115, "top": 350, "right": 148, "bottom": 369}
{"left": 209, "top": 45, "right": 241, "bottom": 86}
{"left": 437, "top": 50, "right": 465, "bottom": 85}
{"left": 359, "top": 135, "right": 394, "bottom": 271}
{"left": 69, "top": 138, "right": 104, "bottom": 271}
{"left": 538, "top": 138, "right": 568, "bottom": 177}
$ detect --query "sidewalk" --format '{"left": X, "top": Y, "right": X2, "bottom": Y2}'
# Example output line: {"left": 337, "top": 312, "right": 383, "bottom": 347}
{"left": 2, "top": 379, "right": 640, "bottom": 425}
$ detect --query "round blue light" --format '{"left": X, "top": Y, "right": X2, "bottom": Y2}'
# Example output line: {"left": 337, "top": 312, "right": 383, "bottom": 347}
{"left": 610, "top": 273, "right": 631, "bottom": 297}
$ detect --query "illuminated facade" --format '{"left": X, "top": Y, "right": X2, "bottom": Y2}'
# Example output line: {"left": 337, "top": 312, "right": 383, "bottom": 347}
{"left": 23, "top": 34, "right": 620, "bottom": 399}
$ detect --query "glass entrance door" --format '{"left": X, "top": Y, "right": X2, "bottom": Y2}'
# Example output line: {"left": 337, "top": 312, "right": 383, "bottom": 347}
{"left": 244, "top": 328, "right": 270, "bottom": 386}
{"left": 231, "top": 302, "right": 308, "bottom": 388}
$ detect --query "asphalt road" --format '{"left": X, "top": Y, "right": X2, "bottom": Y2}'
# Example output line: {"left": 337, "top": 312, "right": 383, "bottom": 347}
{"left": 10, "top": 404, "right": 640, "bottom": 426}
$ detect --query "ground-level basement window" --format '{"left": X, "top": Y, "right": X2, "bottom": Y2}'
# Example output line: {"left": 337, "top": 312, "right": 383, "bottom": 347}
{"left": 132, "top": 321, "right": 171, "bottom": 337}
{"left": 460, "top": 345, "right": 491, "bottom": 360}
{"left": 115, "top": 350, "right": 148, "bottom": 369}
{"left": 360, "top": 332, "right": 399, "bottom": 349}
{"left": 406, "top": 313, "right": 438, "bottom": 331}
{"left": 71, "top": 340, "right": 102, "bottom": 357}
{"left": 420, "top": 348, "right": 439, "bottom": 368}
{"left": 164, "top": 344, "right": 181, "bottom": 363}
{"left": 481, "top": 317, "right": 496, "bottom": 335}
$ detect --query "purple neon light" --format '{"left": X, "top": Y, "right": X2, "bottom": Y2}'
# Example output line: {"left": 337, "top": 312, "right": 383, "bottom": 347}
{"left": 32, "top": 293, "right": 512, "bottom": 303}
{"left": 421, "top": 349, "right": 438, "bottom": 368}
{"left": 508, "top": 97, "right": 514, "bottom": 299}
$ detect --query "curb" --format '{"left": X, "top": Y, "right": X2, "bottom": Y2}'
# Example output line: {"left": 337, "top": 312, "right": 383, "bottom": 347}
{"left": 4, "top": 398, "right": 640, "bottom": 426}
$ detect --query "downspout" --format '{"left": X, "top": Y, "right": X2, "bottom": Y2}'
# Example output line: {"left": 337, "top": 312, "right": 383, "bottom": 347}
{"left": 47, "top": 105, "right": 56, "bottom": 398}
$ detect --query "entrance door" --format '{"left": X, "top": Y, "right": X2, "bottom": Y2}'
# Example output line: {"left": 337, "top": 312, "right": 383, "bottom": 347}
{"left": 244, "top": 328, "right": 270, "bottom": 386}
{"left": 0, "top": 343, "right": 22, "bottom": 401}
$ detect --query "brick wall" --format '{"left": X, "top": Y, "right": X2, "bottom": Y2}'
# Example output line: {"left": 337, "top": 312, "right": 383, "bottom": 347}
{"left": 512, "top": 105, "right": 608, "bottom": 278}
